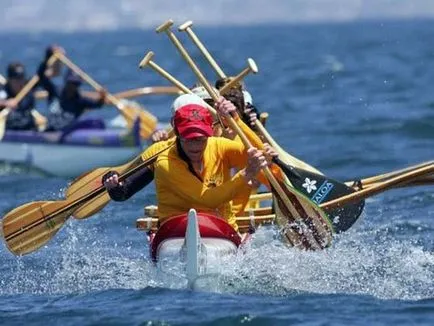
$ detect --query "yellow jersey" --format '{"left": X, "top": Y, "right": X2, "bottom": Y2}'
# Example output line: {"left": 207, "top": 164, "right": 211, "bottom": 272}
{"left": 141, "top": 117, "right": 263, "bottom": 231}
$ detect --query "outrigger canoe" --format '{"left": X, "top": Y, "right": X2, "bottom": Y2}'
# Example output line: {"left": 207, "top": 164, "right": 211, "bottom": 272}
{"left": 0, "top": 118, "right": 144, "bottom": 177}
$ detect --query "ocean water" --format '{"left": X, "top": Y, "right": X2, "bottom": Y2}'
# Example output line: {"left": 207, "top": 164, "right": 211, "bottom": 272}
{"left": 0, "top": 19, "right": 434, "bottom": 325}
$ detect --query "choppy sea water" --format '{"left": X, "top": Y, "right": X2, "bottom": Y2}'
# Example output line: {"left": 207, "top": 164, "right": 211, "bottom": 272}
{"left": 0, "top": 19, "right": 433, "bottom": 325}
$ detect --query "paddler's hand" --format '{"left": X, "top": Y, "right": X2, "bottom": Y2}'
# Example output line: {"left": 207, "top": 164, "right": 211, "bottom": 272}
{"left": 243, "top": 147, "right": 267, "bottom": 185}
{"left": 98, "top": 88, "right": 108, "bottom": 101}
{"left": 45, "top": 44, "right": 65, "bottom": 60}
{"left": 263, "top": 143, "right": 278, "bottom": 165}
{"left": 244, "top": 105, "right": 258, "bottom": 127}
{"left": 215, "top": 96, "right": 239, "bottom": 135}
{"left": 45, "top": 45, "right": 65, "bottom": 77}
{"left": 215, "top": 96, "right": 237, "bottom": 117}
{"left": 102, "top": 171, "right": 123, "bottom": 190}
{"left": 151, "top": 129, "right": 169, "bottom": 143}
{"left": 4, "top": 98, "right": 18, "bottom": 109}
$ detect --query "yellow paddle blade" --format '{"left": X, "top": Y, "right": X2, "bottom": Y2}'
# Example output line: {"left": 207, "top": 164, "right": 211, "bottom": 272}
{"left": 119, "top": 100, "right": 158, "bottom": 139}
{"left": 2, "top": 200, "right": 73, "bottom": 255}
{"left": 66, "top": 155, "right": 143, "bottom": 219}
{"left": 137, "top": 109, "right": 158, "bottom": 139}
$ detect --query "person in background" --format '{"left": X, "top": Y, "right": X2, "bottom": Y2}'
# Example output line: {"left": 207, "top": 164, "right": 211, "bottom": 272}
{"left": 40, "top": 58, "right": 107, "bottom": 131}
{"left": 215, "top": 77, "right": 261, "bottom": 131}
{"left": 0, "top": 48, "right": 57, "bottom": 131}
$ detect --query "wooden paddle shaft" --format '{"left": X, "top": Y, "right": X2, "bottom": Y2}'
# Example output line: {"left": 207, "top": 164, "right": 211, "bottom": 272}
{"left": 139, "top": 51, "right": 219, "bottom": 119}
{"left": 349, "top": 160, "right": 434, "bottom": 186}
{"left": 2, "top": 142, "right": 175, "bottom": 250}
{"left": 55, "top": 52, "right": 123, "bottom": 107}
{"left": 219, "top": 62, "right": 258, "bottom": 95}
{"left": 156, "top": 21, "right": 324, "bottom": 249}
{"left": 175, "top": 22, "right": 324, "bottom": 176}
{"left": 179, "top": 20, "right": 227, "bottom": 79}
{"left": 34, "top": 86, "right": 181, "bottom": 101}
{"left": 321, "top": 164, "right": 434, "bottom": 209}
{"left": 178, "top": 20, "right": 257, "bottom": 95}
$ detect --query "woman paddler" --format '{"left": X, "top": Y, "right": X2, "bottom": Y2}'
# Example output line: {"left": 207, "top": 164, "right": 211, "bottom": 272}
{"left": 103, "top": 95, "right": 275, "bottom": 232}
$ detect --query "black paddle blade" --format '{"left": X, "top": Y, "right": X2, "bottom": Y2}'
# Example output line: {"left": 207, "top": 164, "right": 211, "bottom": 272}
{"left": 273, "top": 157, "right": 365, "bottom": 233}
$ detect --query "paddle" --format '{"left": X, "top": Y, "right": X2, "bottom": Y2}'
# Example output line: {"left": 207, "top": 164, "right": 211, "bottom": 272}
{"left": 346, "top": 160, "right": 434, "bottom": 188}
{"left": 321, "top": 163, "right": 434, "bottom": 210}
{"left": 272, "top": 157, "right": 364, "bottom": 232}
{"left": 65, "top": 154, "right": 143, "bottom": 219}
{"left": 34, "top": 86, "right": 181, "bottom": 101}
{"left": 178, "top": 20, "right": 324, "bottom": 175}
{"left": 0, "top": 55, "right": 57, "bottom": 139}
{"left": 179, "top": 21, "right": 227, "bottom": 79}
{"left": 153, "top": 19, "right": 333, "bottom": 250}
{"left": 1, "top": 144, "right": 174, "bottom": 256}
{"left": 54, "top": 52, "right": 158, "bottom": 139}
{"left": 247, "top": 168, "right": 433, "bottom": 204}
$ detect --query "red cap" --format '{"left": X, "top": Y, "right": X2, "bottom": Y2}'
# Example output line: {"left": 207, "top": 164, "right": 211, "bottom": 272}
{"left": 174, "top": 104, "right": 213, "bottom": 139}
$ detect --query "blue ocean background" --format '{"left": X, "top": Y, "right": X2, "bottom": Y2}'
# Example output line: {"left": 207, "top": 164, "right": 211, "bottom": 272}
{"left": 1, "top": 19, "right": 434, "bottom": 325}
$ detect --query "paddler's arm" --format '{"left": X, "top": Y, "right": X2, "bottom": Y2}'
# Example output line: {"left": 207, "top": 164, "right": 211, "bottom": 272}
{"left": 103, "top": 167, "right": 154, "bottom": 201}
{"left": 103, "top": 140, "right": 174, "bottom": 201}
{"left": 78, "top": 89, "right": 107, "bottom": 110}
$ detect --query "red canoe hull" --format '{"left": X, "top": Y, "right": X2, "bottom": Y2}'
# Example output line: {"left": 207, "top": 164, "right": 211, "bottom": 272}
{"left": 150, "top": 212, "right": 241, "bottom": 261}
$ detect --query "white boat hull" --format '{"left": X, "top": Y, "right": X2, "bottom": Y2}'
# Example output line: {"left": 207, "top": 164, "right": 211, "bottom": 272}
{"left": 151, "top": 210, "right": 241, "bottom": 288}
{"left": 0, "top": 141, "right": 140, "bottom": 177}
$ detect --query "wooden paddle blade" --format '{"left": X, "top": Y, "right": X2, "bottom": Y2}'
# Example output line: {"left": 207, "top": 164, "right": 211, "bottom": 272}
{"left": 2, "top": 200, "right": 73, "bottom": 255}
{"left": 66, "top": 155, "right": 143, "bottom": 219}
{"left": 138, "top": 109, "right": 158, "bottom": 139}
{"left": 271, "top": 179, "right": 334, "bottom": 250}
{"left": 65, "top": 167, "right": 111, "bottom": 218}
{"left": 274, "top": 158, "right": 365, "bottom": 233}
{"left": 73, "top": 193, "right": 110, "bottom": 219}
